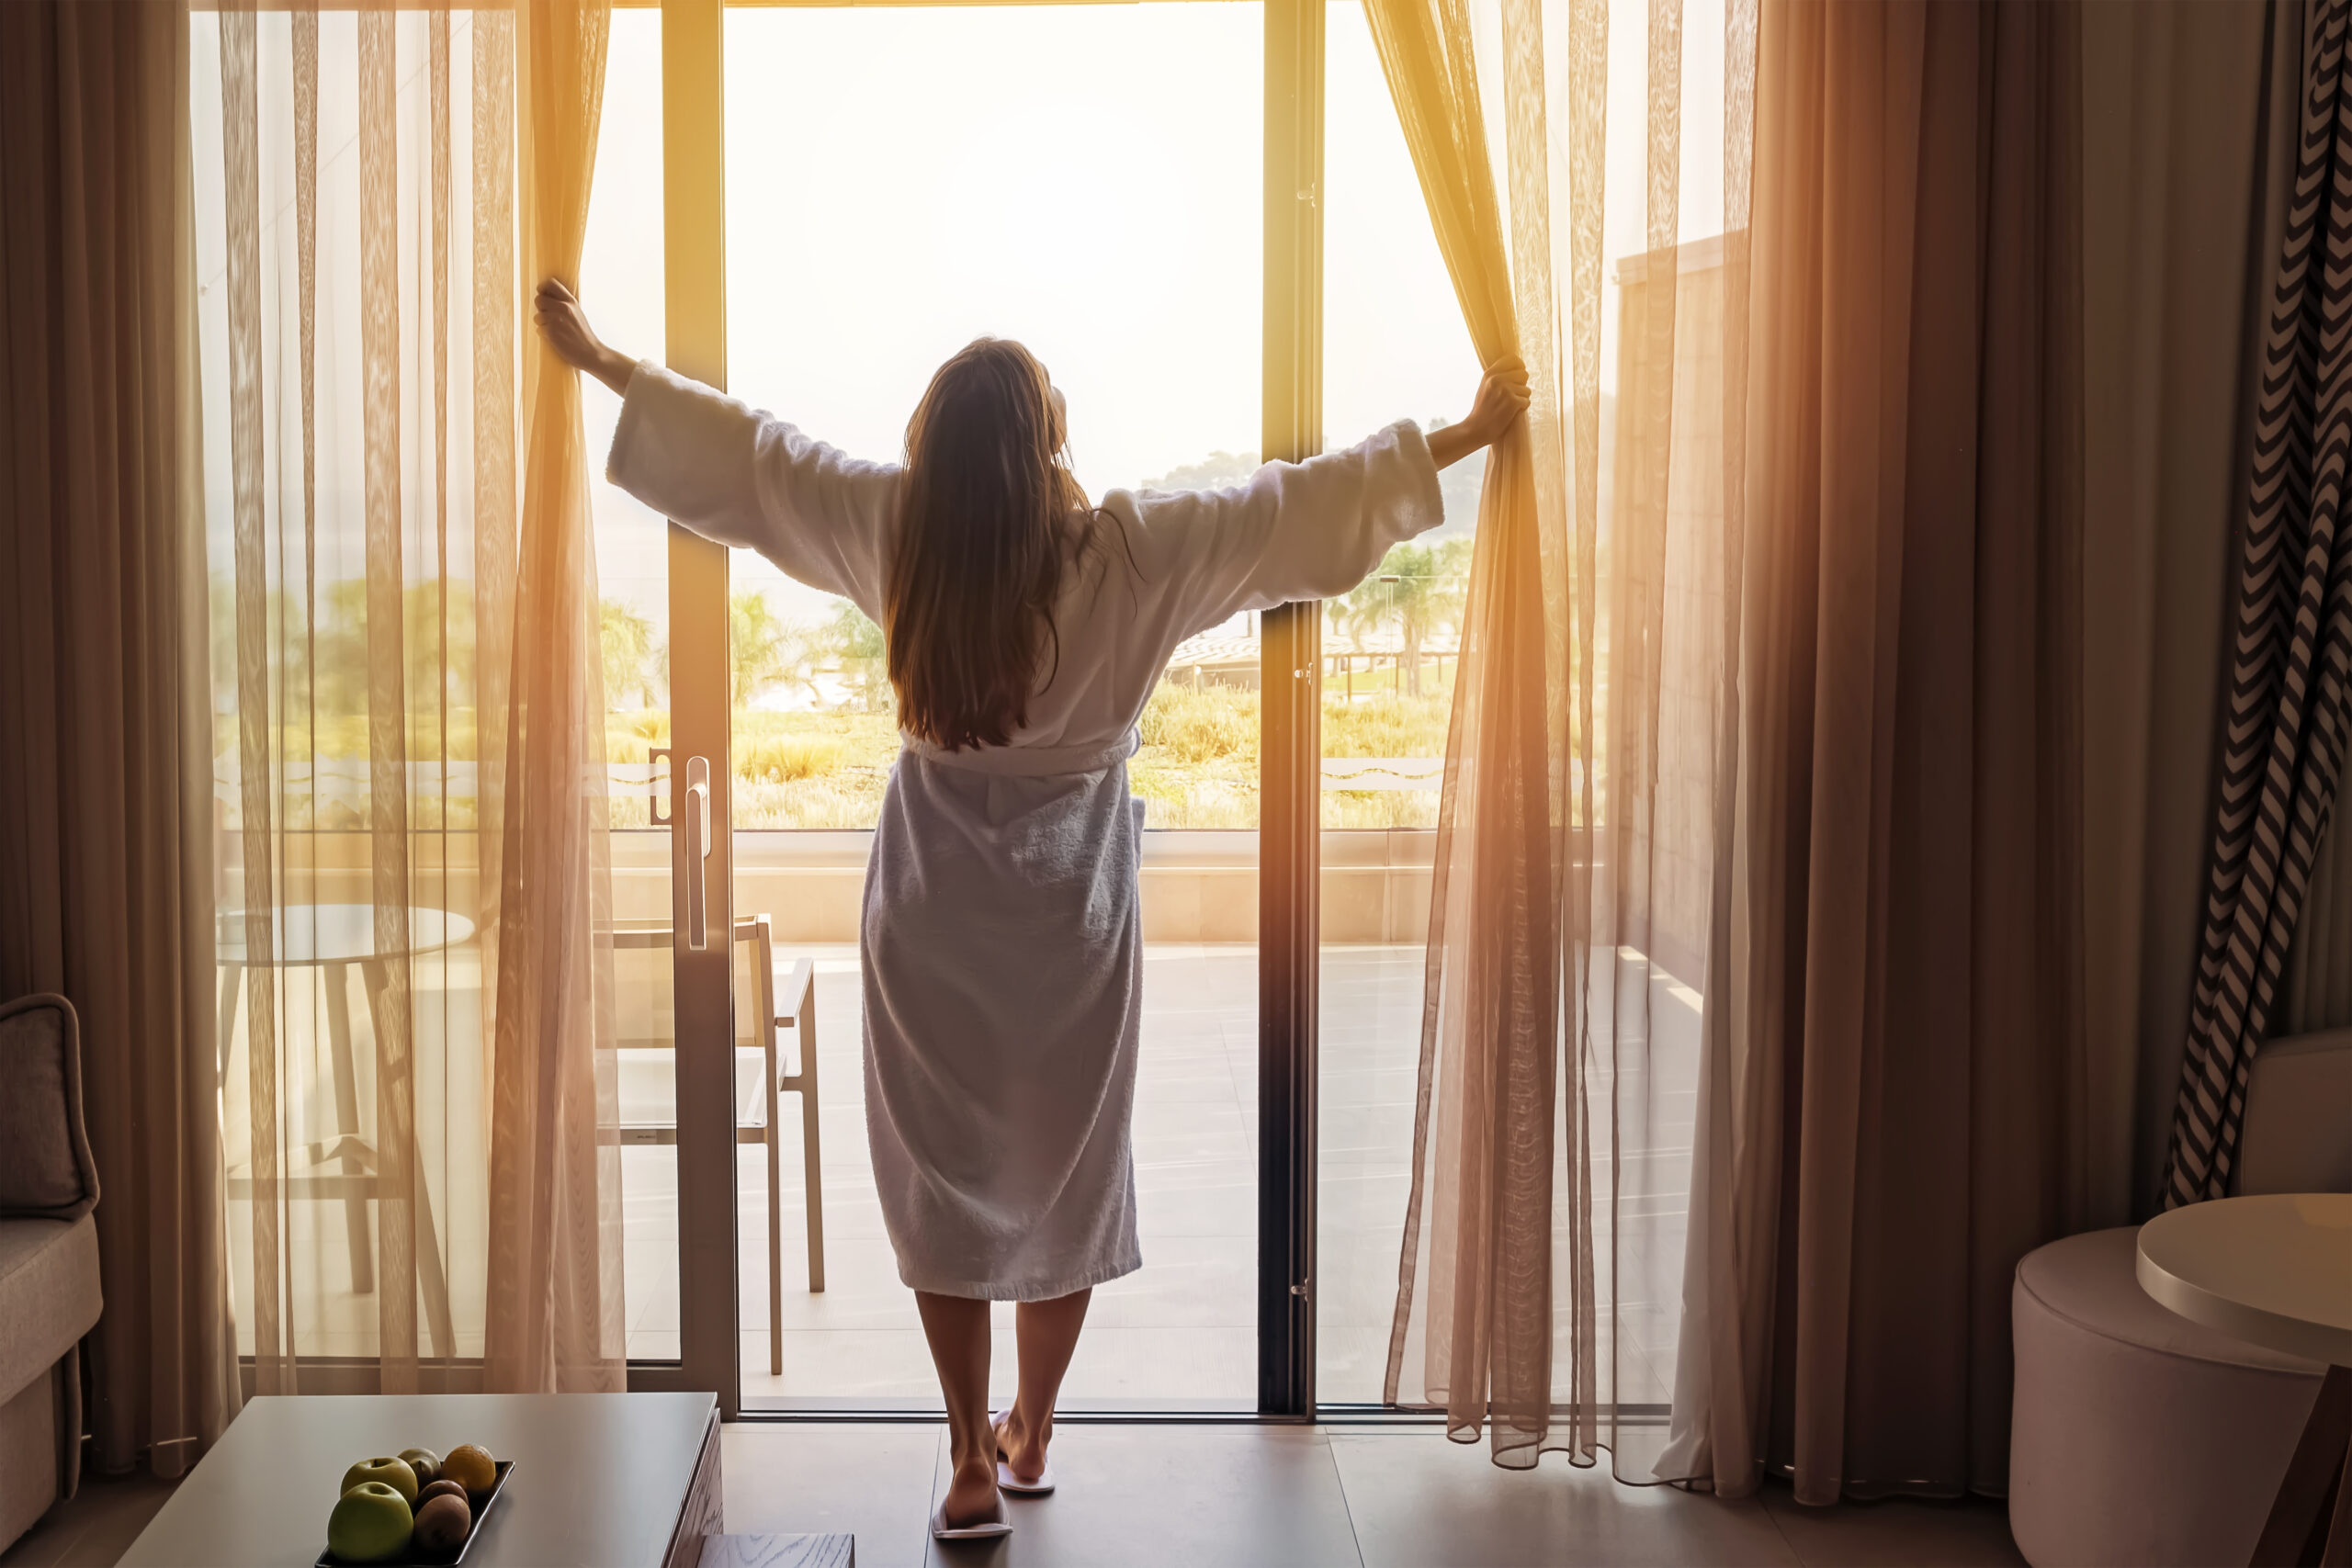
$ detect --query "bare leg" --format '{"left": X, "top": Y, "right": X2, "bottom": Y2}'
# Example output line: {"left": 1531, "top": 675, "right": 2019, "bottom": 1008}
{"left": 914, "top": 1291, "right": 999, "bottom": 1529}
{"left": 997, "top": 1288, "right": 1091, "bottom": 1484}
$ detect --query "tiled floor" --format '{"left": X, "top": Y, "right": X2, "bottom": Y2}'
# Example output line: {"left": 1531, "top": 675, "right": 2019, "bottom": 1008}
{"left": 720, "top": 1420, "right": 2027, "bottom": 1568}
{"left": 217, "top": 933, "right": 1697, "bottom": 1413}
{"left": 0, "top": 1472, "right": 178, "bottom": 1568}
{"left": 625, "top": 942, "right": 1698, "bottom": 1414}
{"left": 2, "top": 1420, "right": 2022, "bottom": 1568}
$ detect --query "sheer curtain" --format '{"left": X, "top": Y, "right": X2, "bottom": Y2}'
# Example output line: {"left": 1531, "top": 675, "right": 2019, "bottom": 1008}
{"left": 192, "top": 0, "right": 623, "bottom": 1393}
{"left": 1369, "top": 0, "right": 1757, "bottom": 1476}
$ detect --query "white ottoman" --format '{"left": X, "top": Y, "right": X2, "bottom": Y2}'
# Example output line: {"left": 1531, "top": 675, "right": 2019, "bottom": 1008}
{"left": 2008, "top": 1226, "right": 2325, "bottom": 1566}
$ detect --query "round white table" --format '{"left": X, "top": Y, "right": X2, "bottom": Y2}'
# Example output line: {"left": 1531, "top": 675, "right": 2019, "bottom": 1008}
{"left": 2139, "top": 1194, "right": 2352, "bottom": 1566}
{"left": 216, "top": 905, "right": 475, "bottom": 1360}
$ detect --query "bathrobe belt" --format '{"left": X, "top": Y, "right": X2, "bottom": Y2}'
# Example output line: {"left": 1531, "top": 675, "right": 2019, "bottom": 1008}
{"left": 899, "top": 728, "right": 1140, "bottom": 779}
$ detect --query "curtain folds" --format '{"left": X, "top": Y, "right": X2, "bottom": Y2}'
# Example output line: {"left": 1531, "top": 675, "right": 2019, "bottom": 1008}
{"left": 484, "top": 0, "right": 626, "bottom": 1393}
{"left": 1664, "top": 0, "right": 2086, "bottom": 1503}
{"left": 2079, "top": 0, "right": 2281, "bottom": 1224}
{"left": 2162, "top": 0, "right": 2352, "bottom": 1204}
{"left": 0, "top": 0, "right": 243, "bottom": 1475}
{"left": 194, "top": 0, "right": 622, "bottom": 1394}
{"left": 1370, "top": 0, "right": 1757, "bottom": 1476}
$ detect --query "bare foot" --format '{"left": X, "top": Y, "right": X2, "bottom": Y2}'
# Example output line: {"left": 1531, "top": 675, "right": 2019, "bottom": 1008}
{"left": 940, "top": 1453, "right": 1001, "bottom": 1529}
{"left": 993, "top": 1405, "right": 1051, "bottom": 1485}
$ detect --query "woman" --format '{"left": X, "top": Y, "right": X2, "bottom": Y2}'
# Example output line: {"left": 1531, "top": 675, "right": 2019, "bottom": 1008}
{"left": 536, "top": 278, "right": 1527, "bottom": 1540}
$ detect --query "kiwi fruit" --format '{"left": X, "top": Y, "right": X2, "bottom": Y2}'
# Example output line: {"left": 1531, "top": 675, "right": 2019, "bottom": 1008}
{"left": 413, "top": 1493, "right": 471, "bottom": 1553}
{"left": 417, "top": 1478, "right": 467, "bottom": 1507}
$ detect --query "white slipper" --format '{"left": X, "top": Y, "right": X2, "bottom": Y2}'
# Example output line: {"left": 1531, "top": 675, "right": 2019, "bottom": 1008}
{"left": 930, "top": 1496, "right": 1012, "bottom": 1540}
{"left": 990, "top": 1408, "right": 1057, "bottom": 1496}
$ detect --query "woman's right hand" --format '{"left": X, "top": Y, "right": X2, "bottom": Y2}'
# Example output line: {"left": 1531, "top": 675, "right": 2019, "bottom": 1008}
{"left": 1429, "top": 355, "right": 1531, "bottom": 469}
{"left": 534, "top": 277, "right": 636, "bottom": 395}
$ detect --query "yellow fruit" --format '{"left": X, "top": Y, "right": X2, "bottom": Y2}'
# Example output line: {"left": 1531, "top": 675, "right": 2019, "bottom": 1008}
{"left": 441, "top": 1442, "right": 497, "bottom": 1494}
{"left": 340, "top": 1456, "right": 417, "bottom": 1506}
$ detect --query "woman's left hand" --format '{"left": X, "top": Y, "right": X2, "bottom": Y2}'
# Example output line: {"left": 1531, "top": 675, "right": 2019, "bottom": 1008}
{"left": 534, "top": 277, "right": 635, "bottom": 395}
{"left": 1429, "top": 355, "right": 1531, "bottom": 469}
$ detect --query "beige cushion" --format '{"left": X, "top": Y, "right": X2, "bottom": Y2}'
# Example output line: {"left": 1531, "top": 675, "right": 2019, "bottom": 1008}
{"left": 0, "top": 1215, "right": 101, "bottom": 1401}
{"left": 0, "top": 997, "right": 96, "bottom": 1221}
{"left": 2009, "top": 1227, "right": 2325, "bottom": 1567}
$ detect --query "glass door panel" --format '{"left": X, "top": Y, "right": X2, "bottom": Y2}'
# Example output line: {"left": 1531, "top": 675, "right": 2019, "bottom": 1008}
{"left": 718, "top": 3, "right": 1264, "bottom": 1409}
{"left": 1314, "top": 0, "right": 1726, "bottom": 1416}
{"left": 1314, "top": 0, "right": 1480, "bottom": 1404}
{"left": 579, "top": 8, "right": 681, "bottom": 1365}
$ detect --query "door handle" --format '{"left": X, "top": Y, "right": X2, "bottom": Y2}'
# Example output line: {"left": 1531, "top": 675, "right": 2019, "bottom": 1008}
{"left": 649, "top": 746, "right": 673, "bottom": 827}
{"left": 684, "top": 755, "right": 712, "bottom": 952}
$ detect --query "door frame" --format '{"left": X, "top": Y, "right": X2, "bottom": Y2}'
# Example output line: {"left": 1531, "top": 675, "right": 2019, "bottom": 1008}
{"left": 641, "top": 0, "right": 1327, "bottom": 1422}
{"left": 627, "top": 0, "right": 741, "bottom": 1417}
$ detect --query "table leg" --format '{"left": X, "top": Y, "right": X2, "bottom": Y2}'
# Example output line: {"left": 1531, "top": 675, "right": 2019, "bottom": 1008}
{"left": 322, "top": 962, "right": 375, "bottom": 1295}
{"left": 2327, "top": 1428, "right": 2352, "bottom": 1568}
{"left": 2253, "top": 1363, "right": 2352, "bottom": 1567}
{"left": 798, "top": 987, "right": 824, "bottom": 1296}
{"left": 408, "top": 1147, "right": 458, "bottom": 1364}
{"left": 215, "top": 964, "right": 242, "bottom": 1086}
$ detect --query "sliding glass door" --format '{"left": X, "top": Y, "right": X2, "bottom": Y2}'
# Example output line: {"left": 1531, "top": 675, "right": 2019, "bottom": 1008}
{"left": 643, "top": 0, "right": 1340, "bottom": 1418}
{"left": 711, "top": 5, "right": 1267, "bottom": 1411}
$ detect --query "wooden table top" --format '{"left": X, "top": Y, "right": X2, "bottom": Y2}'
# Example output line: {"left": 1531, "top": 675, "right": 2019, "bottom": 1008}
{"left": 120, "top": 1392, "right": 717, "bottom": 1567}
{"left": 2137, "top": 1192, "right": 2352, "bottom": 1367}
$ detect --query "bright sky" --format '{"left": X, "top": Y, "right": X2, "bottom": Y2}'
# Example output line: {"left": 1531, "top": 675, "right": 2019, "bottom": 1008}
{"left": 582, "top": 2, "right": 1487, "bottom": 630}
{"left": 185, "top": 3, "right": 1730, "bottom": 635}
{"left": 584, "top": 0, "right": 1728, "bottom": 632}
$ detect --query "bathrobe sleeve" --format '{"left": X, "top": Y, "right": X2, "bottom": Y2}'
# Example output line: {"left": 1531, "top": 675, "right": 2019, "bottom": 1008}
{"left": 1110, "top": 420, "right": 1447, "bottom": 640}
{"left": 605, "top": 361, "right": 904, "bottom": 619}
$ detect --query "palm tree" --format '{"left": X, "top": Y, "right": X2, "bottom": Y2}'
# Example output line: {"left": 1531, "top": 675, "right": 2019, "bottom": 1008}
{"left": 822, "top": 600, "right": 891, "bottom": 713}
{"left": 1329, "top": 540, "right": 1467, "bottom": 696}
{"left": 729, "top": 590, "right": 814, "bottom": 712}
{"left": 599, "top": 598, "right": 655, "bottom": 711}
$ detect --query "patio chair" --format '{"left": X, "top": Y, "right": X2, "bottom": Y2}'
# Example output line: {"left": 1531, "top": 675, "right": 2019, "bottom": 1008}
{"left": 609, "top": 915, "right": 825, "bottom": 1377}
{"left": 213, "top": 927, "right": 458, "bottom": 1362}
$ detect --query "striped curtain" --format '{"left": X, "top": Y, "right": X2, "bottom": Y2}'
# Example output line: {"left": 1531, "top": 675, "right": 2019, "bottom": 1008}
{"left": 2162, "top": 0, "right": 2352, "bottom": 1208}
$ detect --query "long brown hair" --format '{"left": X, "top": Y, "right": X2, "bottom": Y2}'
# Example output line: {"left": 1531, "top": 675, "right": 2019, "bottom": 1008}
{"left": 887, "top": 337, "right": 1102, "bottom": 750}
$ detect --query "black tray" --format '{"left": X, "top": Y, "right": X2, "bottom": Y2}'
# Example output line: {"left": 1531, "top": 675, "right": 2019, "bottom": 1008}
{"left": 316, "top": 1459, "right": 514, "bottom": 1567}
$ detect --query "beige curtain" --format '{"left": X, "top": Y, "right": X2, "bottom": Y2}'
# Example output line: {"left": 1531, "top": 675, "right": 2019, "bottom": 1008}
{"left": 1664, "top": 0, "right": 2085, "bottom": 1502}
{"left": 2078, "top": 0, "right": 2291, "bottom": 1202}
{"left": 1369, "top": 0, "right": 1758, "bottom": 1475}
{"left": 485, "top": 0, "right": 625, "bottom": 1393}
{"left": 0, "top": 0, "right": 242, "bottom": 1477}
{"left": 193, "top": 0, "right": 622, "bottom": 1394}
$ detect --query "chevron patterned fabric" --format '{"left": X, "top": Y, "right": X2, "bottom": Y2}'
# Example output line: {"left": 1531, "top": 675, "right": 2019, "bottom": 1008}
{"left": 2162, "top": 0, "right": 2352, "bottom": 1209}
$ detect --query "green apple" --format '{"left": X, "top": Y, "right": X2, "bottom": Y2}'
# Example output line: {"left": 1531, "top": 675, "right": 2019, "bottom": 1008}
{"left": 340, "top": 1455, "right": 418, "bottom": 1506}
{"left": 398, "top": 1447, "right": 442, "bottom": 1488}
{"left": 327, "top": 1481, "right": 413, "bottom": 1563}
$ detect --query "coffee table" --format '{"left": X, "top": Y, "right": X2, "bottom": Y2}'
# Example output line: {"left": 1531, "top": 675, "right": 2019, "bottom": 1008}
{"left": 2138, "top": 1193, "right": 2352, "bottom": 1566}
{"left": 119, "top": 1393, "right": 721, "bottom": 1567}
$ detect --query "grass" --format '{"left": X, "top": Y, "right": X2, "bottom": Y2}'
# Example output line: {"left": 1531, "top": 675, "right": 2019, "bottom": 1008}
{"left": 220, "top": 672, "right": 1461, "bottom": 833}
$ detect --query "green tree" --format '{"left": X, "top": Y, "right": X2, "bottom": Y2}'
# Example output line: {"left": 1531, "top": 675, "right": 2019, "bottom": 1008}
{"left": 599, "top": 597, "right": 656, "bottom": 710}
{"left": 1329, "top": 539, "right": 1469, "bottom": 697}
{"left": 821, "top": 600, "right": 891, "bottom": 713}
{"left": 729, "top": 590, "right": 813, "bottom": 712}
{"left": 1138, "top": 449, "right": 1261, "bottom": 491}
{"left": 305, "top": 578, "right": 477, "bottom": 739}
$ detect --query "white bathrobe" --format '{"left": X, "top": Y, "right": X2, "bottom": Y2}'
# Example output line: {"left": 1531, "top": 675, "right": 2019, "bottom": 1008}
{"left": 607, "top": 363, "right": 1445, "bottom": 1300}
